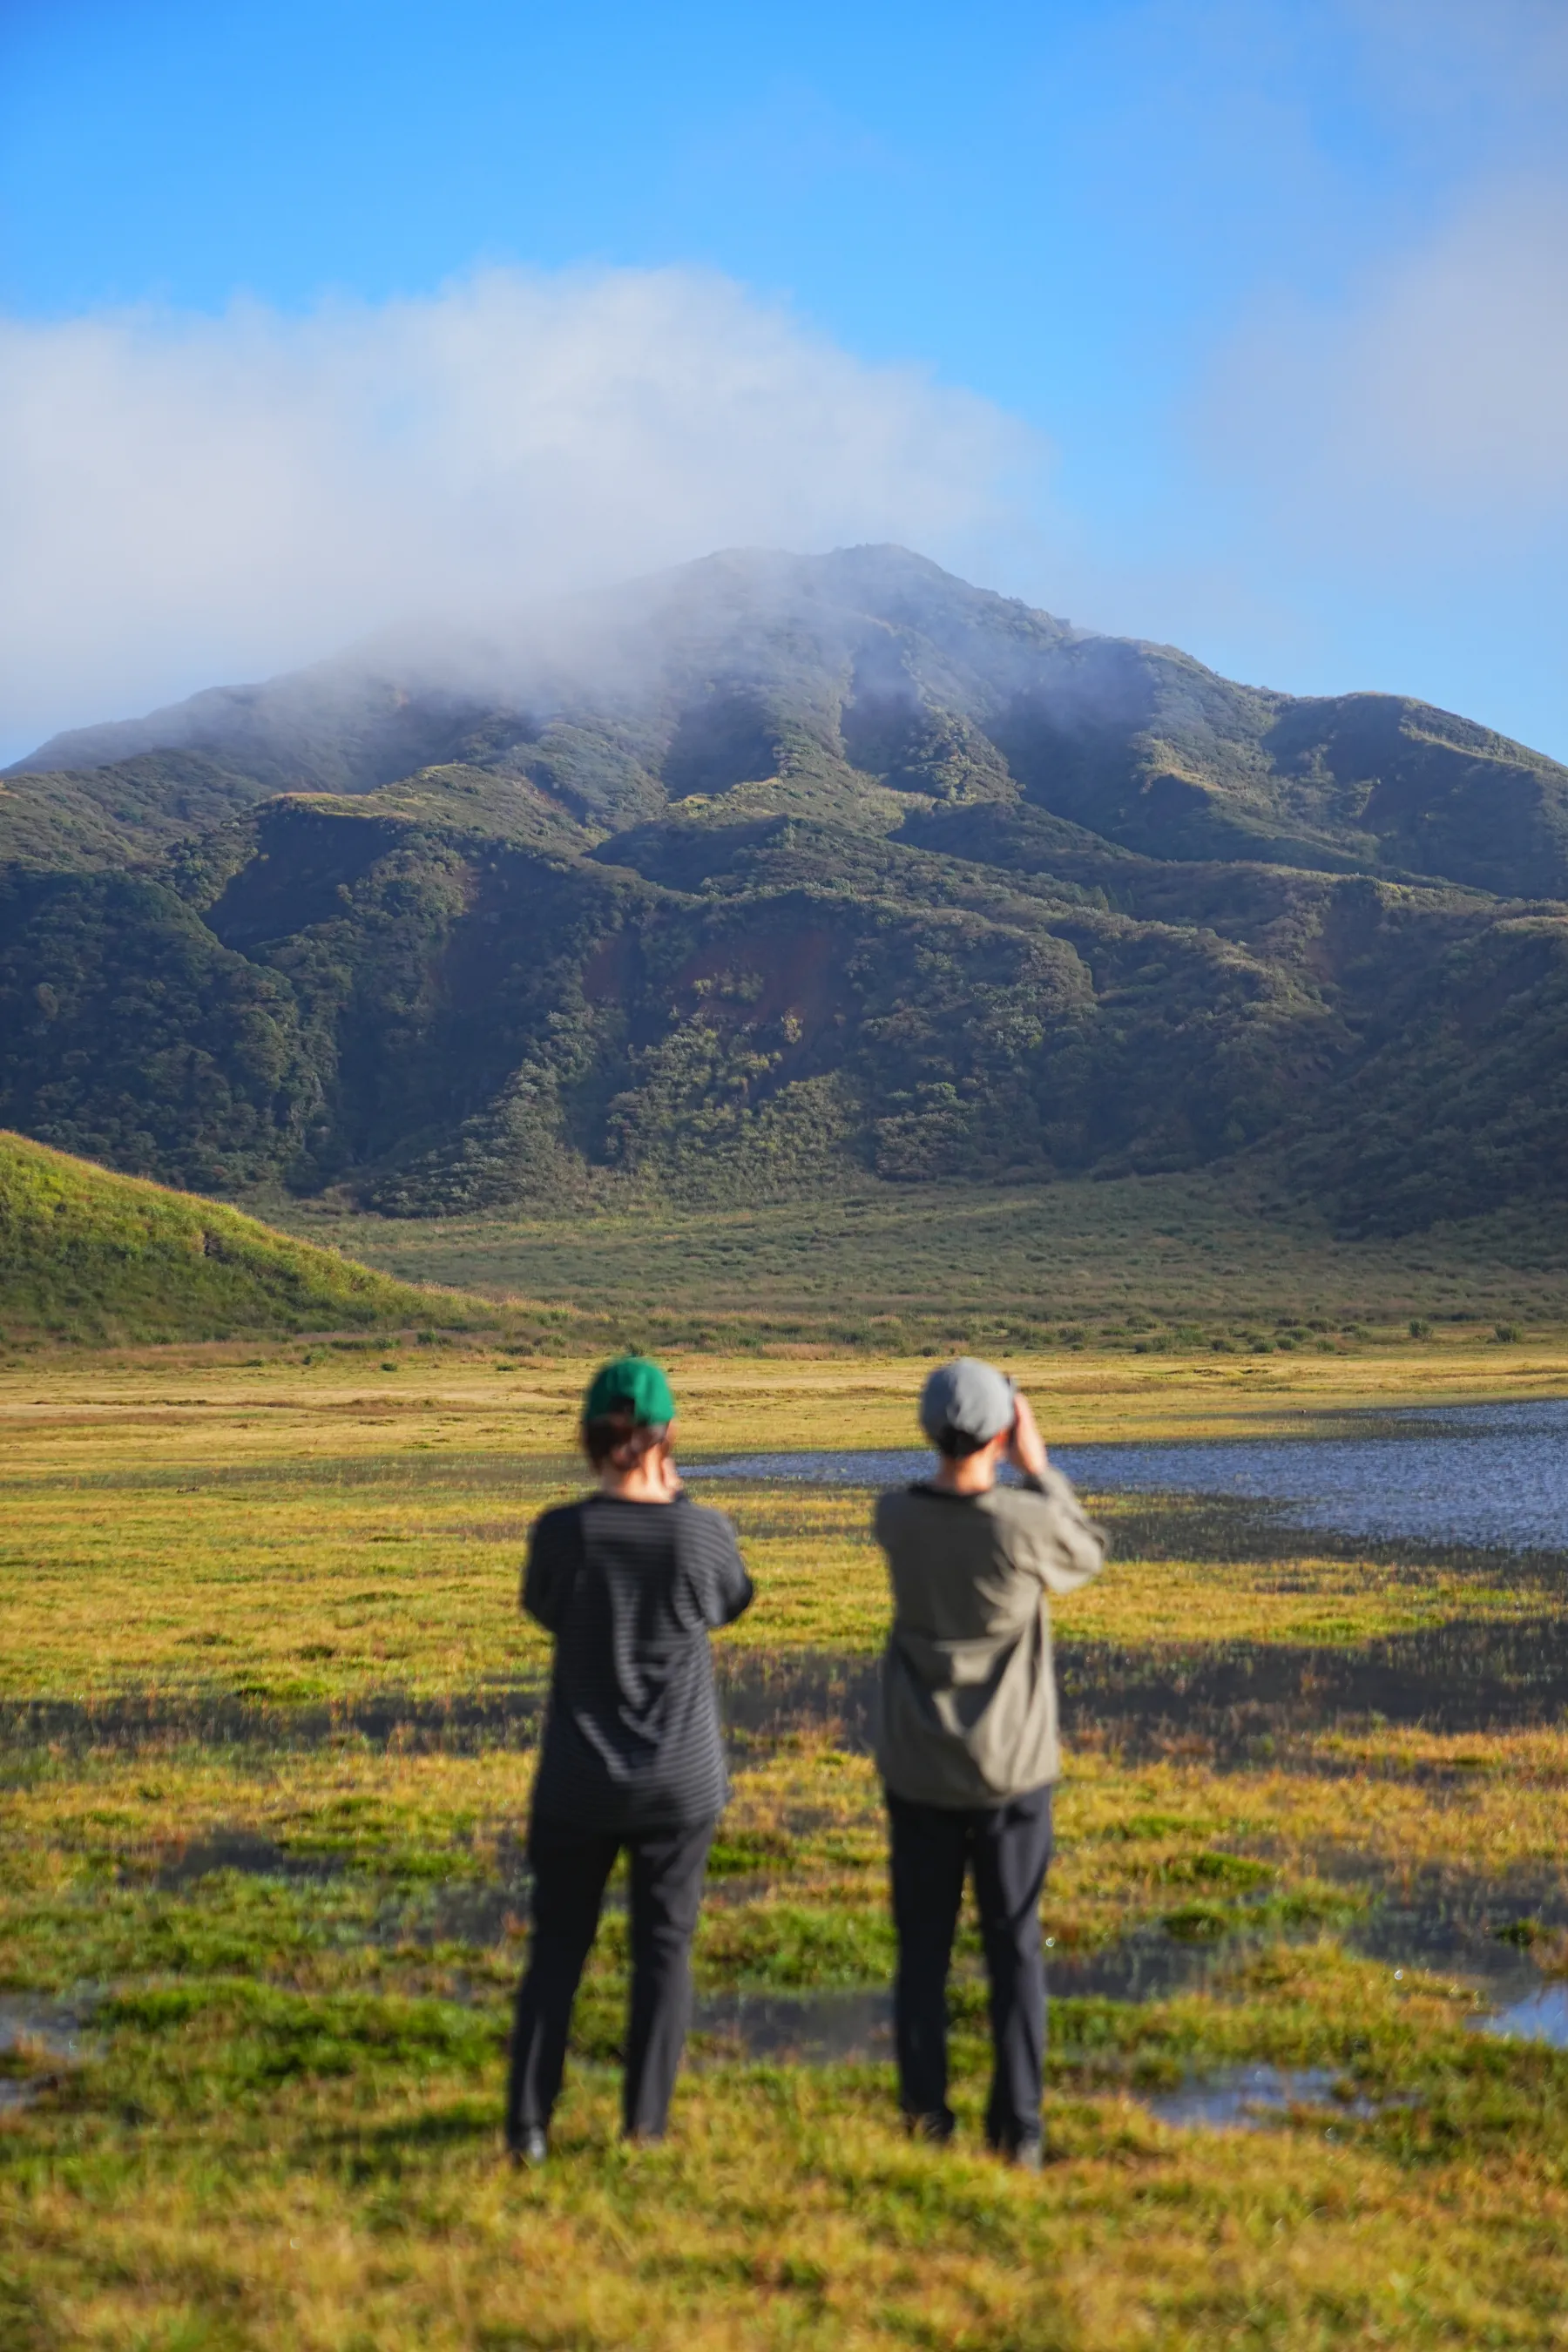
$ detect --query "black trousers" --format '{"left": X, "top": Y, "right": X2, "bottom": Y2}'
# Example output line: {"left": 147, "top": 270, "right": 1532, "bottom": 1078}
{"left": 886, "top": 1782, "right": 1054, "bottom": 2150}
{"left": 506, "top": 1812, "right": 713, "bottom": 2145}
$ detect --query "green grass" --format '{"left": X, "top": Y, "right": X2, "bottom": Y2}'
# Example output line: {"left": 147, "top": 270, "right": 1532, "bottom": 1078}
{"left": 16, "top": 1963, "right": 1568, "bottom": 2350}
{"left": 6, "top": 1349, "right": 1568, "bottom": 2344}
{"left": 269, "top": 1168, "right": 1568, "bottom": 1350}
{"left": 0, "top": 1131, "right": 494, "bottom": 1344}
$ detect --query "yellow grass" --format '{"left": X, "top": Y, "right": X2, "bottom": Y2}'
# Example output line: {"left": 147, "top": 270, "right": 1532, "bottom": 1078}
{"left": 5, "top": 1334, "right": 1568, "bottom": 1459}
{"left": 7, "top": 1342, "right": 1568, "bottom": 2346}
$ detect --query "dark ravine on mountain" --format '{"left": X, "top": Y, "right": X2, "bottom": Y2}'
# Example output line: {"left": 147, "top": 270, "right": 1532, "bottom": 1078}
{"left": 4, "top": 544, "right": 1567, "bottom": 1237}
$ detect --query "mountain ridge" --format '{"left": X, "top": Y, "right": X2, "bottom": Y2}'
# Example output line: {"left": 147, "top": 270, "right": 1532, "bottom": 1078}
{"left": 4, "top": 544, "right": 1567, "bottom": 1237}
{"left": 15, "top": 545, "right": 1566, "bottom": 896}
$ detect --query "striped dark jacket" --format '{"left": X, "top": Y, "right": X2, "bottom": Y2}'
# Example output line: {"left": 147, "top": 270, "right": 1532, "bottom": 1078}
{"left": 524, "top": 1494, "right": 754, "bottom": 1831}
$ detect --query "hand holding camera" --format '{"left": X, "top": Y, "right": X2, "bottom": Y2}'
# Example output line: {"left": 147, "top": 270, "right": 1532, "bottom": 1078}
{"left": 1007, "top": 1390, "right": 1049, "bottom": 1482}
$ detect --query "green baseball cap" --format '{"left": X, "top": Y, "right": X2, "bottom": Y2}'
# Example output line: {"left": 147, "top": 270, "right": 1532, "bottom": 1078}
{"left": 583, "top": 1355, "right": 676, "bottom": 1427}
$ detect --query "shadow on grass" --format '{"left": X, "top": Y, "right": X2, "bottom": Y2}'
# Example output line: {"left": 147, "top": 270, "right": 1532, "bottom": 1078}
{"left": 309, "top": 2098, "right": 500, "bottom": 2167}
{"left": 10, "top": 1610, "right": 1568, "bottom": 1761}
{"left": 720, "top": 1616, "right": 1568, "bottom": 1758}
{"left": 0, "top": 1680, "right": 548, "bottom": 1754}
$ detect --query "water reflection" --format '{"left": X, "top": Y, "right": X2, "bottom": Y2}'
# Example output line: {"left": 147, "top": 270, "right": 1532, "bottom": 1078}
{"left": 685, "top": 1998, "right": 1423, "bottom": 2132}
{"left": 0, "top": 1995, "right": 91, "bottom": 2063}
{"left": 1137, "top": 2064, "right": 1400, "bottom": 2132}
{"left": 693, "top": 1989, "right": 892, "bottom": 2063}
{"left": 692, "top": 1969, "right": 1562, "bottom": 2072}
{"left": 1477, "top": 1984, "right": 1568, "bottom": 2048}
{"left": 0, "top": 1995, "right": 96, "bottom": 2112}
{"left": 1051, "top": 1861, "right": 1563, "bottom": 2017}
{"left": 691, "top": 1396, "right": 1568, "bottom": 1553}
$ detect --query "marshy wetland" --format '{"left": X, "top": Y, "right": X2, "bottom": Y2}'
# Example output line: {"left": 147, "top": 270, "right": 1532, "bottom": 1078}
{"left": 8, "top": 1341, "right": 1568, "bottom": 2346}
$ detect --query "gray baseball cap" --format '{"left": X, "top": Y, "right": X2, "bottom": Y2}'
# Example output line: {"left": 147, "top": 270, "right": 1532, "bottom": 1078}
{"left": 919, "top": 1356, "right": 1017, "bottom": 1449}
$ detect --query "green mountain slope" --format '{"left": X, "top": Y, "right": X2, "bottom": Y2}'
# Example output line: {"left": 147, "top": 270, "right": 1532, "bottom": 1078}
{"left": 0, "top": 1131, "right": 480, "bottom": 1342}
{"left": 4, "top": 545, "right": 1568, "bottom": 1237}
{"left": 20, "top": 546, "right": 1568, "bottom": 897}
{"left": 0, "top": 753, "right": 275, "bottom": 873}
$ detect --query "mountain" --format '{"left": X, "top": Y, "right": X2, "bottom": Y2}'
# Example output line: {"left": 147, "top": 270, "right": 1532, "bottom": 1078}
{"left": 4, "top": 544, "right": 1568, "bottom": 1237}
{"left": 0, "top": 1130, "right": 480, "bottom": 1342}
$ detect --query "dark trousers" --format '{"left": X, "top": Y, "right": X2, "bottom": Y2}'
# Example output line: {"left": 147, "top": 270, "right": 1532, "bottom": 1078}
{"left": 506, "top": 1812, "right": 713, "bottom": 2145}
{"left": 886, "top": 1782, "right": 1054, "bottom": 2150}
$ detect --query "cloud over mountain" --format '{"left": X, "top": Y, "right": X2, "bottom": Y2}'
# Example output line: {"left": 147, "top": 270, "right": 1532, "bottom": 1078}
{"left": 0, "top": 267, "right": 1036, "bottom": 759}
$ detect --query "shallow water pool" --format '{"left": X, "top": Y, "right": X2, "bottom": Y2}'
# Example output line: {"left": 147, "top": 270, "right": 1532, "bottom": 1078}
{"left": 692, "top": 1396, "right": 1568, "bottom": 1553}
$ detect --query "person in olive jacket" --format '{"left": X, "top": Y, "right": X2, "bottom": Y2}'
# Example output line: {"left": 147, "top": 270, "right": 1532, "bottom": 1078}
{"left": 506, "top": 1356, "right": 753, "bottom": 2164}
{"left": 874, "top": 1357, "right": 1105, "bottom": 2167}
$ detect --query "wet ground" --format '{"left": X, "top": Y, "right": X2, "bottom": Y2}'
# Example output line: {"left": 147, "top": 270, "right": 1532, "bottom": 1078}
{"left": 686, "top": 1990, "right": 1434, "bottom": 2132}
{"left": 1136, "top": 2064, "right": 1412, "bottom": 2132}
{"left": 693, "top": 1989, "right": 893, "bottom": 2065}
{"left": 686, "top": 2000, "right": 1503, "bottom": 2132}
{"left": 0, "top": 1977, "right": 1459, "bottom": 2135}
{"left": 154, "top": 1830, "right": 352, "bottom": 1889}
{"left": 690, "top": 1866, "right": 1568, "bottom": 2067}
{"left": 0, "top": 1994, "right": 98, "bottom": 2112}
{"left": 108, "top": 1807, "right": 1568, "bottom": 2055}
{"left": 1480, "top": 1984, "right": 1568, "bottom": 2046}
{"left": 11, "top": 1399, "right": 1568, "bottom": 2137}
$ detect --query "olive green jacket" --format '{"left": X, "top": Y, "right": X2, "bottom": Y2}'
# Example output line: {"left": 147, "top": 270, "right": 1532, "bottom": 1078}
{"left": 872, "top": 1468, "right": 1105, "bottom": 1807}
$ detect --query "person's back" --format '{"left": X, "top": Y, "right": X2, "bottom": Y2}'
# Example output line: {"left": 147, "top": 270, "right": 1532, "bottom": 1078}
{"left": 875, "top": 1469, "right": 1102, "bottom": 1808}
{"left": 506, "top": 1357, "right": 752, "bottom": 2166}
{"left": 528, "top": 1489, "right": 749, "bottom": 1829}
{"left": 872, "top": 1358, "right": 1105, "bottom": 2166}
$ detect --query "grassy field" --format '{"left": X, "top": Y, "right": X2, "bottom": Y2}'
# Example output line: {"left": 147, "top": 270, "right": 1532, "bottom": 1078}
{"left": 268, "top": 1170, "right": 1568, "bottom": 1352}
{"left": 6, "top": 1345, "right": 1568, "bottom": 2347}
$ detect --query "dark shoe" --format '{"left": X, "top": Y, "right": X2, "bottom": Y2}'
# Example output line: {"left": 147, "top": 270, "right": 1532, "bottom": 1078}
{"left": 509, "top": 2126, "right": 548, "bottom": 2167}
{"left": 903, "top": 2111, "right": 953, "bottom": 2145}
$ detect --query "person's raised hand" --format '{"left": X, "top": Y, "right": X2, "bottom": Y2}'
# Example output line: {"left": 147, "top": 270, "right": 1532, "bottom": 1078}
{"left": 1008, "top": 1391, "right": 1049, "bottom": 1481}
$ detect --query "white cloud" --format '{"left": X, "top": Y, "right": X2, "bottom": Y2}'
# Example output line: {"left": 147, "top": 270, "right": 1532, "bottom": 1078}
{"left": 0, "top": 266, "right": 1037, "bottom": 755}
{"left": 1344, "top": 0, "right": 1568, "bottom": 140}
{"left": 1200, "top": 179, "right": 1568, "bottom": 552}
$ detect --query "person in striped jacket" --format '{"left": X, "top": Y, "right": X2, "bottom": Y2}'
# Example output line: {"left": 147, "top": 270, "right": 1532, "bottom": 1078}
{"left": 505, "top": 1355, "right": 753, "bottom": 2165}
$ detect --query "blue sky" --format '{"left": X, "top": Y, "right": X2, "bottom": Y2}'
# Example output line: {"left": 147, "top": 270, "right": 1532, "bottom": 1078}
{"left": 3, "top": 0, "right": 1566, "bottom": 757}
